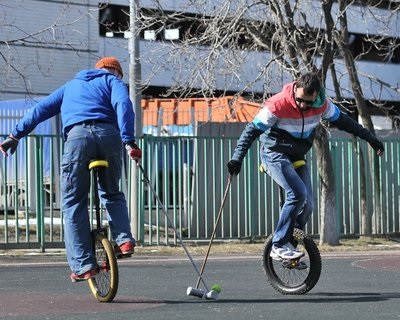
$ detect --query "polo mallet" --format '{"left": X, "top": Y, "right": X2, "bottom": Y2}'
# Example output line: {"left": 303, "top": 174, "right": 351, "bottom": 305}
{"left": 138, "top": 164, "right": 216, "bottom": 299}
{"left": 187, "top": 174, "right": 233, "bottom": 299}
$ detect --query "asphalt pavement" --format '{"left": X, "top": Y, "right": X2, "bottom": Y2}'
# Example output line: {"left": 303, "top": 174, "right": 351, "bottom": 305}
{"left": 0, "top": 250, "right": 399, "bottom": 320}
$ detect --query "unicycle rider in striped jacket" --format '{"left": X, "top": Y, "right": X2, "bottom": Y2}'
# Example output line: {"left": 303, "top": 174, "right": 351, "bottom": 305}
{"left": 227, "top": 72, "right": 384, "bottom": 260}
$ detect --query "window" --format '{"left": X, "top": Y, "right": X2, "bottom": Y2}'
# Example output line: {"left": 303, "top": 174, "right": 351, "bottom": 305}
{"left": 99, "top": 3, "right": 129, "bottom": 38}
{"left": 349, "top": 33, "right": 400, "bottom": 63}
{"left": 98, "top": 3, "right": 399, "bottom": 64}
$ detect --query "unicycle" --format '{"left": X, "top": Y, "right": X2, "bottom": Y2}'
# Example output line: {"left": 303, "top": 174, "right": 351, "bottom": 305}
{"left": 87, "top": 159, "right": 119, "bottom": 302}
{"left": 260, "top": 160, "right": 321, "bottom": 294}
{"left": 262, "top": 228, "right": 321, "bottom": 294}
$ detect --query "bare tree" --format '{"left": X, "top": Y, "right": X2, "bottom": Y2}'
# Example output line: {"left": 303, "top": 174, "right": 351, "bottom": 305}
{"left": 0, "top": 2, "right": 101, "bottom": 99}
{"left": 333, "top": 0, "right": 400, "bottom": 234}
{"left": 134, "top": 0, "right": 399, "bottom": 244}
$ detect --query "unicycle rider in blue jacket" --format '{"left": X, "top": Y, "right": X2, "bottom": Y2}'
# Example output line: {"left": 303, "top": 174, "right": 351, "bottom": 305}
{"left": 0, "top": 57, "right": 142, "bottom": 282}
{"left": 227, "top": 72, "right": 384, "bottom": 260}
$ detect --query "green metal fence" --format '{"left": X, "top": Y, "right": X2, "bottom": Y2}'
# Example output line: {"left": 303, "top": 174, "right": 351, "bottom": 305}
{"left": 1, "top": 133, "right": 399, "bottom": 250}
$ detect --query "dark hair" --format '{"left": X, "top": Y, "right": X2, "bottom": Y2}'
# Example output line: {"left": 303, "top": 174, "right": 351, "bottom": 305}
{"left": 296, "top": 73, "right": 321, "bottom": 95}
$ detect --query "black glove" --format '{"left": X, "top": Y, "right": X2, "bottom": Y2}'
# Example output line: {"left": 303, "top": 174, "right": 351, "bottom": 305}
{"left": 0, "top": 135, "right": 19, "bottom": 157}
{"left": 369, "top": 138, "right": 384, "bottom": 155}
{"left": 227, "top": 160, "right": 242, "bottom": 175}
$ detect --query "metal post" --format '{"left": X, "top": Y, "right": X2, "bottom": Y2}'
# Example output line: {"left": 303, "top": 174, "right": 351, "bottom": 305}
{"left": 129, "top": 0, "right": 142, "bottom": 241}
{"left": 129, "top": 0, "right": 142, "bottom": 137}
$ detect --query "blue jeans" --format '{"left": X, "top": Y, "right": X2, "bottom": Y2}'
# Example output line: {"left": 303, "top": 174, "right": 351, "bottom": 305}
{"left": 260, "top": 147, "right": 314, "bottom": 245}
{"left": 61, "top": 122, "right": 135, "bottom": 275}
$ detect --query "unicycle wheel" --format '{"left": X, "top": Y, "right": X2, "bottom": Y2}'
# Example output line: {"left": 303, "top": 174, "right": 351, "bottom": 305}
{"left": 88, "top": 232, "right": 119, "bottom": 302}
{"left": 262, "top": 228, "right": 321, "bottom": 294}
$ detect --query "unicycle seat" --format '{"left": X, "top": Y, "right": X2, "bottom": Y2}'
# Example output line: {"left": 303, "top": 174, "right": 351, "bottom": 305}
{"left": 259, "top": 159, "right": 306, "bottom": 174}
{"left": 89, "top": 159, "right": 109, "bottom": 170}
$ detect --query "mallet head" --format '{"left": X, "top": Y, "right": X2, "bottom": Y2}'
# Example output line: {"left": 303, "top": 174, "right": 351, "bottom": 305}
{"left": 205, "top": 290, "right": 219, "bottom": 300}
{"left": 187, "top": 287, "right": 206, "bottom": 298}
{"left": 187, "top": 287, "right": 219, "bottom": 300}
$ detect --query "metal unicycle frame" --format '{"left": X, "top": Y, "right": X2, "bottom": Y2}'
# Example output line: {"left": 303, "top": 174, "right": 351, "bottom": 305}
{"left": 260, "top": 161, "right": 322, "bottom": 294}
{"left": 87, "top": 160, "right": 119, "bottom": 302}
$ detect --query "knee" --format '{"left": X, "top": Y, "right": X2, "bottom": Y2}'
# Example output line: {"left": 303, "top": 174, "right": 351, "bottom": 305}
{"left": 296, "top": 198, "right": 314, "bottom": 228}
{"left": 288, "top": 188, "right": 307, "bottom": 206}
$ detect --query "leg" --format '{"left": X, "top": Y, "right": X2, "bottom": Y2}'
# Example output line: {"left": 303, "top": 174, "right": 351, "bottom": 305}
{"left": 98, "top": 166, "right": 135, "bottom": 246}
{"left": 93, "top": 124, "right": 135, "bottom": 246}
{"left": 261, "top": 150, "right": 307, "bottom": 245}
{"left": 62, "top": 126, "right": 97, "bottom": 275}
{"left": 294, "top": 164, "right": 314, "bottom": 230}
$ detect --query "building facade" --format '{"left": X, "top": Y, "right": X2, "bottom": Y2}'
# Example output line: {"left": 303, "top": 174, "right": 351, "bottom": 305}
{"left": 0, "top": 0, "right": 399, "bottom": 124}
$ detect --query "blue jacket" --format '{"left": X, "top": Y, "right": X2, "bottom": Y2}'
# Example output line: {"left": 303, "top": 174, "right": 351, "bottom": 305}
{"left": 12, "top": 69, "right": 136, "bottom": 144}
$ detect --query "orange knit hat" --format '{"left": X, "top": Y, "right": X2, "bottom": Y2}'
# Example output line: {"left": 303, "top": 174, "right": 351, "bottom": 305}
{"left": 95, "top": 57, "right": 123, "bottom": 78}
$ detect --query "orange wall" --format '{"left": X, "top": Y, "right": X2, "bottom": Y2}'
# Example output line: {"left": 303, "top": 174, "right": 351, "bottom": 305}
{"left": 141, "top": 96, "right": 261, "bottom": 126}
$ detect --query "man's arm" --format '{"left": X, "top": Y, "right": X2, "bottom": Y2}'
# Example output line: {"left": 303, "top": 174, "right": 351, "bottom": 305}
{"left": 1, "top": 88, "right": 64, "bottom": 157}
{"left": 330, "top": 112, "right": 384, "bottom": 155}
{"left": 227, "top": 122, "right": 264, "bottom": 175}
{"left": 111, "top": 79, "right": 136, "bottom": 144}
{"left": 12, "top": 87, "right": 64, "bottom": 140}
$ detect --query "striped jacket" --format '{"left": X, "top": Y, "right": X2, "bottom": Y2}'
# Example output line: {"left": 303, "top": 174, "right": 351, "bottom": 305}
{"left": 231, "top": 81, "right": 379, "bottom": 163}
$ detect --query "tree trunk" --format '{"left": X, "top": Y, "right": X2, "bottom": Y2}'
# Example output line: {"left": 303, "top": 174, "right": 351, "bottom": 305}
{"left": 314, "top": 125, "right": 339, "bottom": 245}
{"left": 356, "top": 143, "right": 370, "bottom": 234}
{"left": 336, "top": 0, "right": 382, "bottom": 234}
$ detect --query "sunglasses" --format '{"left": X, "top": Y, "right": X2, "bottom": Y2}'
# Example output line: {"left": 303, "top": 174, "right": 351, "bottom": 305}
{"left": 295, "top": 96, "right": 315, "bottom": 106}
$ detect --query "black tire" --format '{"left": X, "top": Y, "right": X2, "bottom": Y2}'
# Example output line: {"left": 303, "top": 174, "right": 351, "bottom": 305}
{"left": 88, "top": 232, "right": 119, "bottom": 302}
{"left": 262, "top": 228, "right": 321, "bottom": 294}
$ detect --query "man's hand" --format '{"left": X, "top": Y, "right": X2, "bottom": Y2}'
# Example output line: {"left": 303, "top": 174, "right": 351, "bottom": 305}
{"left": 227, "top": 159, "right": 242, "bottom": 175}
{"left": 125, "top": 142, "right": 142, "bottom": 163}
{"left": 369, "top": 139, "right": 384, "bottom": 156}
{"left": 0, "top": 135, "right": 19, "bottom": 157}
